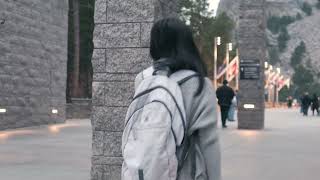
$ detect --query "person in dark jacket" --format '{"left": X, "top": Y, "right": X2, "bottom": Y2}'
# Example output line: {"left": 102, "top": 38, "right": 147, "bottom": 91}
{"left": 287, "top": 96, "right": 293, "bottom": 108}
{"left": 311, "top": 94, "right": 319, "bottom": 116}
{"left": 216, "top": 80, "right": 235, "bottom": 128}
{"left": 301, "top": 92, "right": 311, "bottom": 116}
{"left": 299, "top": 95, "right": 304, "bottom": 114}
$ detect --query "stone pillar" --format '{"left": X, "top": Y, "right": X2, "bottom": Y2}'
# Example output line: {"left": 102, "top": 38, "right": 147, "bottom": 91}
{"left": 91, "top": 0, "right": 178, "bottom": 179}
{"left": 237, "top": 0, "right": 266, "bottom": 129}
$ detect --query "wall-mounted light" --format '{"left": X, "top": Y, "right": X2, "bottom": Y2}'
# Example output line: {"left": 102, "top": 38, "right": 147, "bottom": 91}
{"left": 276, "top": 67, "right": 281, "bottom": 74}
{"left": 52, "top": 109, "right": 58, "bottom": 114}
{"left": 0, "top": 108, "right": 6, "bottom": 113}
{"left": 244, "top": 104, "right": 255, "bottom": 109}
{"left": 265, "top": 62, "right": 269, "bottom": 69}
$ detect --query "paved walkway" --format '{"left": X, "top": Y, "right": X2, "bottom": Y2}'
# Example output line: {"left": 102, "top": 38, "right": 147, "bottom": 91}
{"left": 221, "top": 108, "right": 320, "bottom": 180}
{"left": 0, "top": 120, "right": 92, "bottom": 180}
{"left": 0, "top": 108, "right": 319, "bottom": 180}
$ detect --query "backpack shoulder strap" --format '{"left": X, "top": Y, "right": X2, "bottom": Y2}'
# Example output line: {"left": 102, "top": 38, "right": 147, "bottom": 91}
{"left": 169, "top": 70, "right": 200, "bottom": 86}
{"left": 135, "top": 67, "right": 199, "bottom": 89}
{"left": 177, "top": 73, "right": 200, "bottom": 85}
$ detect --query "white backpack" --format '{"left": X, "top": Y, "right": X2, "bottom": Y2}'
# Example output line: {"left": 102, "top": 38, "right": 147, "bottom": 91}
{"left": 121, "top": 67, "right": 197, "bottom": 180}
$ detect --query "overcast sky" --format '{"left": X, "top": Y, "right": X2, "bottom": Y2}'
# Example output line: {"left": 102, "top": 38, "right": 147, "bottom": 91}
{"left": 208, "top": 0, "right": 220, "bottom": 15}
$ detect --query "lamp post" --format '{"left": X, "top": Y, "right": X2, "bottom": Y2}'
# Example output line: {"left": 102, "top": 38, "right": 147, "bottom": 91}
{"left": 264, "top": 62, "right": 269, "bottom": 87}
{"left": 225, "top": 43, "right": 233, "bottom": 80}
{"left": 264, "top": 61, "right": 269, "bottom": 102}
{"left": 268, "top": 64, "right": 274, "bottom": 103}
{"left": 276, "top": 68, "right": 281, "bottom": 105}
{"left": 213, "top": 36, "right": 221, "bottom": 89}
{"left": 236, "top": 48, "right": 239, "bottom": 90}
{"left": 267, "top": 68, "right": 274, "bottom": 103}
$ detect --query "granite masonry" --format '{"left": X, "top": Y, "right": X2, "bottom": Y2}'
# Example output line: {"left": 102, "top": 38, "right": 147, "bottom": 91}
{"left": 91, "top": 0, "right": 178, "bottom": 179}
{"left": 0, "top": 0, "right": 68, "bottom": 130}
{"left": 237, "top": 0, "right": 267, "bottom": 129}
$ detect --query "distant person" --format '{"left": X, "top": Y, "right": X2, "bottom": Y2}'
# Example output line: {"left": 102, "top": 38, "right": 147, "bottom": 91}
{"left": 235, "top": 90, "right": 239, "bottom": 102}
{"left": 228, "top": 90, "right": 238, "bottom": 122}
{"left": 299, "top": 95, "right": 304, "bottom": 114}
{"left": 301, "top": 92, "right": 311, "bottom": 116}
{"left": 216, "top": 80, "right": 235, "bottom": 128}
{"left": 287, "top": 96, "right": 293, "bottom": 108}
{"left": 311, "top": 94, "right": 319, "bottom": 116}
{"left": 293, "top": 99, "right": 298, "bottom": 107}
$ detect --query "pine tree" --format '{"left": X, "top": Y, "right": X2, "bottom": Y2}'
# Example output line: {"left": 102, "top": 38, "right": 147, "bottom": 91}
{"left": 179, "top": 0, "right": 234, "bottom": 75}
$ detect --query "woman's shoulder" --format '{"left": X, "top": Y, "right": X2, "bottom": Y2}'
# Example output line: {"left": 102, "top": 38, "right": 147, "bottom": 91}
{"left": 180, "top": 76, "right": 215, "bottom": 97}
{"left": 135, "top": 66, "right": 154, "bottom": 89}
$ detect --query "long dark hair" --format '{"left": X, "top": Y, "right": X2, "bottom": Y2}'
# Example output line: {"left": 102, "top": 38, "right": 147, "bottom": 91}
{"left": 150, "top": 18, "right": 208, "bottom": 96}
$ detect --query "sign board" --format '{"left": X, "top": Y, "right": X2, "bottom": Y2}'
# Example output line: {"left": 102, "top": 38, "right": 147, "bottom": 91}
{"left": 240, "top": 59, "right": 260, "bottom": 80}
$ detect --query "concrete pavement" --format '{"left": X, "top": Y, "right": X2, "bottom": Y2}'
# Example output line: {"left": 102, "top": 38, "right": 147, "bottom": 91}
{"left": 0, "top": 120, "right": 92, "bottom": 180}
{"left": 221, "top": 108, "right": 320, "bottom": 180}
{"left": 0, "top": 108, "right": 319, "bottom": 180}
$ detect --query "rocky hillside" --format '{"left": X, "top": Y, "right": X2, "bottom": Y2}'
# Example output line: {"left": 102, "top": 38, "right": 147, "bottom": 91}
{"left": 218, "top": 0, "right": 320, "bottom": 78}
{"left": 281, "top": 9, "right": 320, "bottom": 73}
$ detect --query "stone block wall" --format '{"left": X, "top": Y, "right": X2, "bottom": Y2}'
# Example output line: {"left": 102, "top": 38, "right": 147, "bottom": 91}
{"left": 0, "top": 0, "right": 68, "bottom": 130}
{"left": 91, "top": 0, "right": 178, "bottom": 179}
{"left": 237, "top": 0, "right": 267, "bottom": 129}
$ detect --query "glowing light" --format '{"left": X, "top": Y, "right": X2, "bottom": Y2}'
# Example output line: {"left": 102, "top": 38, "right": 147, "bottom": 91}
{"left": 0, "top": 108, "right": 6, "bottom": 113}
{"left": 228, "top": 43, "right": 233, "bottom": 51}
{"left": 0, "top": 122, "right": 85, "bottom": 142}
{"left": 0, "top": 130, "right": 36, "bottom": 141}
{"left": 269, "top": 65, "right": 273, "bottom": 71}
{"left": 238, "top": 130, "right": 260, "bottom": 138}
{"left": 48, "top": 123, "right": 81, "bottom": 134}
{"left": 48, "top": 126, "right": 60, "bottom": 133}
{"left": 52, "top": 109, "right": 58, "bottom": 114}
{"left": 216, "top": 37, "right": 221, "bottom": 46}
{"left": 265, "top": 62, "right": 269, "bottom": 69}
{"left": 0, "top": 133, "right": 9, "bottom": 140}
{"left": 244, "top": 104, "right": 255, "bottom": 109}
{"left": 276, "top": 67, "right": 281, "bottom": 74}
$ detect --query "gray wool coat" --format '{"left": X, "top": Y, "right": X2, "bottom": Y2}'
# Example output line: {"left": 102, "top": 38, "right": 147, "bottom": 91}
{"left": 177, "top": 75, "right": 221, "bottom": 180}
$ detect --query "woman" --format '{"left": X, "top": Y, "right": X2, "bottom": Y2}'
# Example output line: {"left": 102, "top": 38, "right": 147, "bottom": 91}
{"left": 228, "top": 90, "right": 238, "bottom": 122}
{"left": 311, "top": 94, "right": 319, "bottom": 116}
{"left": 301, "top": 92, "right": 311, "bottom": 116}
{"left": 287, "top": 96, "right": 293, "bottom": 108}
{"left": 150, "top": 18, "right": 220, "bottom": 180}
